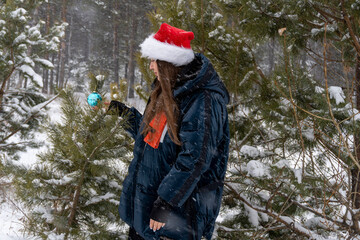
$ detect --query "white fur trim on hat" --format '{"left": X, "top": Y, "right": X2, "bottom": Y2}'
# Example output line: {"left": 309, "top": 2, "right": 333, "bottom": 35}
{"left": 140, "top": 34, "right": 195, "bottom": 67}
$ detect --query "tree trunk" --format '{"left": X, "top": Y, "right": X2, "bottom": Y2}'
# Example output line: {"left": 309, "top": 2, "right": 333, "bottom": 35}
{"left": 123, "top": 1, "right": 129, "bottom": 82}
{"left": 50, "top": 3, "right": 55, "bottom": 94}
{"left": 84, "top": 23, "right": 90, "bottom": 62}
{"left": 0, "top": 65, "right": 15, "bottom": 112}
{"left": 64, "top": 13, "right": 72, "bottom": 88}
{"left": 42, "top": 69, "right": 48, "bottom": 93}
{"left": 268, "top": 37, "right": 275, "bottom": 74}
{"left": 16, "top": 72, "right": 24, "bottom": 89}
{"left": 301, "top": 49, "right": 307, "bottom": 69}
{"left": 353, "top": 55, "right": 360, "bottom": 209}
{"left": 6, "top": 73, "right": 10, "bottom": 91}
{"left": 67, "top": 14, "right": 72, "bottom": 66}
{"left": 58, "top": 0, "right": 67, "bottom": 90}
{"left": 24, "top": 76, "right": 28, "bottom": 89}
{"left": 125, "top": 62, "right": 128, "bottom": 80}
{"left": 113, "top": 1, "right": 120, "bottom": 85}
{"left": 113, "top": 25, "right": 119, "bottom": 84}
{"left": 23, "top": 47, "right": 33, "bottom": 89}
{"left": 127, "top": 15, "right": 138, "bottom": 99}
{"left": 50, "top": 54, "right": 55, "bottom": 94}
{"left": 42, "top": 2, "right": 51, "bottom": 94}
{"left": 56, "top": 48, "right": 60, "bottom": 89}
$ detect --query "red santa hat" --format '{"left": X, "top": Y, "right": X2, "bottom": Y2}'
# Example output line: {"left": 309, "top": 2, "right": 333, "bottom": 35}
{"left": 140, "top": 23, "right": 195, "bottom": 66}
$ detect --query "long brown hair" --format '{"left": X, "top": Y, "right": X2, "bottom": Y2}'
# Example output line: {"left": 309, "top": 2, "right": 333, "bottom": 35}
{"left": 141, "top": 60, "right": 182, "bottom": 145}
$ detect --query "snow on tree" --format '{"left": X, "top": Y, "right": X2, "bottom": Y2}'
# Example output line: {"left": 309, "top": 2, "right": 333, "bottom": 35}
{"left": 145, "top": 0, "right": 360, "bottom": 239}
{"left": 0, "top": 0, "right": 66, "bottom": 156}
{"left": 5, "top": 82, "right": 132, "bottom": 239}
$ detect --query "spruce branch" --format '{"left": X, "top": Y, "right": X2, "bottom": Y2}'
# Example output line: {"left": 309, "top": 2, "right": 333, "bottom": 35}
{"left": 0, "top": 184, "right": 31, "bottom": 222}
{"left": 305, "top": 46, "right": 352, "bottom": 63}
{"left": 67, "top": 120, "right": 122, "bottom": 228}
{"left": 282, "top": 192, "right": 350, "bottom": 230}
{"left": 0, "top": 141, "right": 33, "bottom": 149}
{"left": 205, "top": 47, "right": 230, "bottom": 65}
{"left": 281, "top": 30, "right": 307, "bottom": 173}
{"left": 312, "top": 4, "right": 343, "bottom": 23}
{"left": 322, "top": 23, "right": 360, "bottom": 171}
{"left": 0, "top": 47, "right": 15, "bottom": 111}
{"left": 0, "top": 92, "right": 62, "bottom": 144}
{"left": 340, "top": 0, "right": 360, "bottom": 56}
{"left": 273, "top": 77, "right": 332, "bottom": 122}
{"left": 242, "top": 42, "right": 266, "bottom": 84}
{"left": 237, "top": 124, "right": 255, "bottom": 149}
{"left": 224, "top": 182, "right": 314, "bottom": 239}
{"left": 0, "top": 109, "right": 16, "bottom": 124}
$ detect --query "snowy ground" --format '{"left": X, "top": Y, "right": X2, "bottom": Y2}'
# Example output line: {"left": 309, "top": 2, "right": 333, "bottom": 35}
{"left": 0, "top": 93, "right": 63, "bottom": 240}
{"left": 0, "top": 190, "right": 33, "bottom": 240}
{"left": 0, "top": 93, "right": 146, "bottom": 239}
{"left": 0, "top": 89, "right": 354, "bottom": 240}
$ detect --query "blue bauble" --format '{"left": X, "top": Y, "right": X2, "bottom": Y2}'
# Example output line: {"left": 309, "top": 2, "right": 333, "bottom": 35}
{"left": 87, "top": 92, "right": 102, "bottom": 107}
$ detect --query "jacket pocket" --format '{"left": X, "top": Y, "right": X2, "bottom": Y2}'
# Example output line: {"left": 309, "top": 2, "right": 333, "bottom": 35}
{"left": 195, "top": 184, "right": 222, "bottom": 224}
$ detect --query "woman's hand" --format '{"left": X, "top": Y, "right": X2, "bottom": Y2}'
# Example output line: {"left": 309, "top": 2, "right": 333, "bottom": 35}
{"left": 103, "top": 102, "right": 110, "bottom": 110}
{"left": 149, "top": 197, "right": 171, "bottom": 232}
{"left": 149, "top": 219, "right": 165, "bottom": 232}
{"left": 92, "top": 102, "right": 110, "bottom": 111}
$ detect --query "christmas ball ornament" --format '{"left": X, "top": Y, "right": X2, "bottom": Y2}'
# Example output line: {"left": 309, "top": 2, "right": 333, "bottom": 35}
{"left": 87, "top": 92, "right": 102, "bottom": 107}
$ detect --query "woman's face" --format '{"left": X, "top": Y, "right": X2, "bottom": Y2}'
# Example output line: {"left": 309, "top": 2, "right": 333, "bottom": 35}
{"left": 150, "top": 59, "right": 159, "bottom": 78}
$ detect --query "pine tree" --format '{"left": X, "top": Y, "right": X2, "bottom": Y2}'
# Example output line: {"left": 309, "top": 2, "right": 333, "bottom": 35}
{"left": 0, "top": 0, "right": 66, "bottom": 156}
{"left": 143, "top": 0, "right": 360, "bottom": 239}
{"left": 75, "top": 0, "right": 152, "bottom": 100}
{"left": 216, "top": 1, "right": 360, "bottom": 239}
{"left": 6, "top": 80, "right": 132, "bottom": 239}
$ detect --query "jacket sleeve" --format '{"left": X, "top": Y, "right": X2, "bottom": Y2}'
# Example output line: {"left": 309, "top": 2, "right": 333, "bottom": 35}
{"left": 149, "top": 197, "right": 173, "bottom": 222}
{"left": 157, "top": 91, "right": 223, "bottom": 208}
{"left": 107, "top": 100, "right": 143, "bottom": 139}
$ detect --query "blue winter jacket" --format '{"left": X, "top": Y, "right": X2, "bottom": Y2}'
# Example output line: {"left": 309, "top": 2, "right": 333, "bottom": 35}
{"left": 118, "top": 53, "right": 230, "bottom": 240}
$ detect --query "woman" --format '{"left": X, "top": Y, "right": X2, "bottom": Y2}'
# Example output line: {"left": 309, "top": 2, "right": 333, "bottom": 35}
{"left": 109, "top": 23, "right": 230, "bottom": 240}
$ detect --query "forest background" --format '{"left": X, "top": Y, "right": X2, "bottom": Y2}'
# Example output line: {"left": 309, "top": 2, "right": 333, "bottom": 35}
{"left": 2, "top": 0, "right": 360, "bottom": 239}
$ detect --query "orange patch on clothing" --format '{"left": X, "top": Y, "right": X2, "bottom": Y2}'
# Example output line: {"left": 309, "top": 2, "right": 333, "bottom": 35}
{"left": 144, "top": 112, "right": 167, "bottom": 149}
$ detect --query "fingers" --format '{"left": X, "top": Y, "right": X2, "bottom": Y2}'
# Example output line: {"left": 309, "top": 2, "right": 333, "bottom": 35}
{"left": 154, "top": 221, "right": 160, "bottom": 231}
{"left": 92, "top": 102, "right": 109, "bottom": 111}
{"left": 150, "top": 219, "right": 154, "bottom": 230}
{"left": 103, "top": 102, "right": 111, "bottom": 111}
{"left": 149, "top": 219, "right": 165, "bottom": 232}
{"left": 155, "top": 221, "right": 165, "bottom": 231}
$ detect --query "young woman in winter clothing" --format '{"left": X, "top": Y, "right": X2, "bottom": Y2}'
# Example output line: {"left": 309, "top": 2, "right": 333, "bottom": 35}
{"left": 109, "top": 23, "right": 230, "bottom": 240}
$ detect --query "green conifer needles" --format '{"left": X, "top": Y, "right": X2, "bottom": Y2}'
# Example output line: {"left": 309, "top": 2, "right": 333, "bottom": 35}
{"left": 11, "top": 89, "right": 131, "bottom": 239}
